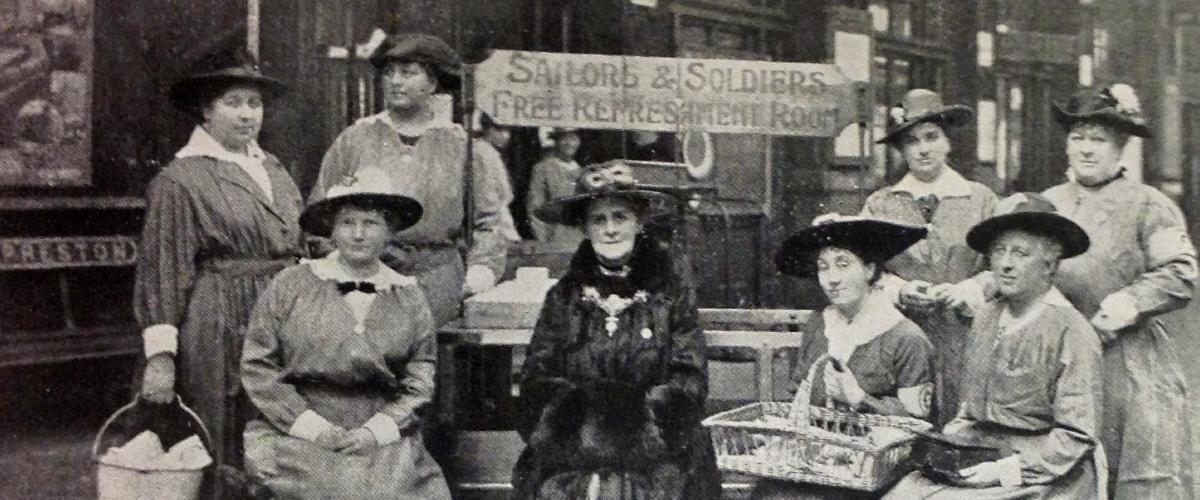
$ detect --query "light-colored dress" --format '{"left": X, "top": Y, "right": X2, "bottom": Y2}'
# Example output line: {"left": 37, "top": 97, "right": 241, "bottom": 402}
{"left": 133, "top": 126, "right": 303, "bottom": 499}
{"left": 526, "top": 155, "right": 583, "bottom": 251}
{"left": 884, "top": 288, "right": 1104, "bottom": 500}
{"left": 312, "top": 110, "right": 509, "bottom": 326}
{"left": 240, "top": 254, "right": 450, "bottom": 500}
{"left": 1043, "top": 176, "right": 1196, "bottom": 498}
{"left": 861, "top": 167, "right": 998, "bottom": 423}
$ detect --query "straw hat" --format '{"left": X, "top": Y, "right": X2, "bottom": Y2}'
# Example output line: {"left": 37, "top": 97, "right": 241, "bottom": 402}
{"left": 300, "top": 167, "right": 423, "bottom": 237}
{"left": 876, "top": 89, "right": 973, "bottom": 145}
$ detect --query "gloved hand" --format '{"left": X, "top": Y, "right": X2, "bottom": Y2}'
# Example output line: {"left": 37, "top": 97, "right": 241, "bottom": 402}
{"left": 1091, "top": 292, "right": 1138, "bottom": 343}
{"left": 958, "top": 455, "right": 1022, "bottom": 487}
{"left": 140, "top": 354, "right": 176, "bottom": 404}
{"left": 463, "top": 264, "right": 497, "bottom": 296}
{"left": 930, "top": 280, "right": 985, "bottom": 318}
{"left": 335, "top": 427, "right": 378, "bottom": 455}
{"left": 822, "top": 362, "right": 866, "bottom": 408}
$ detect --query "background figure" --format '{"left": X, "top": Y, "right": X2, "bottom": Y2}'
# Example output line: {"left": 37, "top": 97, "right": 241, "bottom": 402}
{"left": 241, "top": 168, "right": 450, "bottom": 499}
{"left": 886, "top": 193, "right": 1104, "bottom": 499}
{"left": 472, "top": 110, "right": 521, "bottom": 244}
{"left": 860, "top": 89, "right": 998, "bottom": 424}
{"left": 513, "top": 161, "right": 720, "bottom": 499}
{"left": 527, "top": 127, "right": 584, "bottom": 251}
{"left": 756, "top": 217, "right": 933, "bottom": 500}
{"left": 311, "top": 32, "right": 509, "bottom": 327}
{"left": 133, "top": 39, "right": 300, "bottom": 500}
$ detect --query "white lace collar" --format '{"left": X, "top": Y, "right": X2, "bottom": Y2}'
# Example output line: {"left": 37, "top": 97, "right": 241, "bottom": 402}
{"left": 822, "top": 288, "right": 905, "bottom": 365}
{"left": 175, "top": 125, "right": 265, "bottom": 162}
{"left": 303, "top": 251, "right": 416, "bottom": 290}
{"left": 891, "top": 167, "right": 972, "bottom": 198}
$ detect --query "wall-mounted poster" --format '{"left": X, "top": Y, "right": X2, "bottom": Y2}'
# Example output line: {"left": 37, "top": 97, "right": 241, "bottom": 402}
{"left": 0, "top": 0, "right": 92, "bottom": 187}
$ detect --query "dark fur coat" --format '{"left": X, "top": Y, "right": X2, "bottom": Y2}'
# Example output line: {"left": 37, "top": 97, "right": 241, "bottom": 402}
{"left": 511, "top": 237, "right": 720, "bottom": 500}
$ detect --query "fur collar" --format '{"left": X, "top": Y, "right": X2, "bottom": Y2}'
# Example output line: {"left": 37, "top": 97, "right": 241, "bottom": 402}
{"left": 558, "top": 236, "right": 677, "bottom": 296}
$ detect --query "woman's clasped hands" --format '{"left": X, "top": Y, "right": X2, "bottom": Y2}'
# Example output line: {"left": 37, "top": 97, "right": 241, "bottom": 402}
{"left": 314, "top": 426, "right": 377, "bottom": 455}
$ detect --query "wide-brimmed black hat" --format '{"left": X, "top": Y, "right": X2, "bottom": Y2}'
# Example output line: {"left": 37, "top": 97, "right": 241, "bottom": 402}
{"left": 1052, "top": 84, "right": 1151, "bottom": 138}
{"left": 535, "top": 160, "right": 675, "bottom": 226}
{"left": 168, "top": 32, "right": 289, "bottom": 113}
{"left": 368, "top": 33, "right": 462, "bottom": 89}
{"left": 966, "top": 193, "right": 1089, "bottom": 259}
{"left": 775, "top": 217, "right": 927, "bottom": 277}
{"left": 301, "top": 167, "right": 423, "bottom": 238}
{"left": 877, "top": 89, "right": 973, "bottom": 145}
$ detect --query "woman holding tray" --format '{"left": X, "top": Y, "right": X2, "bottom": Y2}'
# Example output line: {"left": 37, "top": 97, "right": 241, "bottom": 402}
{"left": 752, "top": 216, "right": 935, "bottom": 499}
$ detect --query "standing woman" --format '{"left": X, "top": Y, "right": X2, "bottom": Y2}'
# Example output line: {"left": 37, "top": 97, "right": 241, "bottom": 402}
{"left": 754, "top": 217, "right": 934, "bottom": 500}
{"left": 526, "top": 127, "right": 584, "bottom": 251}
{"left": 134, "top": 42, "right": 303, "bottom": 499}
{"left": 859, "top": 89, "right": 998, "bottom": 424}
{"left": 512, "top": 161, "right": 720, "bottom": 499}
{"left": 1039, "top": 85, "right": 1193, "bottom": 498}
{"left": 240, "top": 168, "right": 450, "bottom": 499}
{"left": 312, "top": 33, "right": 509, "bottom": 327}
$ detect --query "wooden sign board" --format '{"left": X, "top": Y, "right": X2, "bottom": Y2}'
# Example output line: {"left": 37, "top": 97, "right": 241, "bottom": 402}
{"left": 474, "top": 50, "right": 869, "bottom": 137}
{"left": 0, "top": 236, "right": 137, "bottom": 270}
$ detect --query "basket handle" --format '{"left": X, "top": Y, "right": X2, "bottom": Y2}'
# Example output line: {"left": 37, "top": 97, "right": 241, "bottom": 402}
{"left": 787, "top": 353, "right": 837, "bottom": 426}
{"left": 91, "top": 395, "right": 213, "bottom": 461}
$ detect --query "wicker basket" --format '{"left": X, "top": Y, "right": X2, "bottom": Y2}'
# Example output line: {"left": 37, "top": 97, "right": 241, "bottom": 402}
{"left": 702, "top": 354, "right": 931, "bottom": 491}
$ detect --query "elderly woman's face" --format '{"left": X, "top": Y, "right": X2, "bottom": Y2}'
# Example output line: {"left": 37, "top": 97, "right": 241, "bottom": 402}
{"left": 202, "top": 85, "right": 263, "bottom": 150}
{"left": 382, "top": 62, "right": 437, "bottom": 113}
{"left": 899, "top": 122, "right": 950, "bottom": 181}
{"left": 585, "top": 197, "right": 642, "bottom": 262}
{"left": 816, "top": 247, "right": 875, "bottom": 308}
{"left": 989, "top": 230, "right": 1057, "bottom": 302}
{"left": 331, "top": 205, "right": 391, "bottom": 268}
{"left": 1067, "top": 123, "right": 1124, "bottom": 185}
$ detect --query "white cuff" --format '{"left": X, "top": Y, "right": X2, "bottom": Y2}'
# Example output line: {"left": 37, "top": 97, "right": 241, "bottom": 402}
{"left": 288, "top": 410, "right": 334, "bottom": 442}
{"left": 362, "top": 413, "right": 400, "bottom": 445}
{"left": 954, "top": 278, "right": 986, "bottom": 310}
{"left": 1100, "top": 291, "right": 1139, "bottom": 325}
{"left": 143, "top": 324, "right": 179, "bottom": 358}
{"left": 998, "top": 454, "right": 1023, "bottom": 487}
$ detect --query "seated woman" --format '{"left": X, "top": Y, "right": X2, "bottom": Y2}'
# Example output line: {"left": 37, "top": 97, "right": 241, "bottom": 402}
{"left": 512, "top": 160, "right": 721, "bottom": 499}
{"left": 884, "top": 193, "right": 1104, "bottom": 499}
{"left": 239, "top": 167, "right": 451, "bottom": 499}
{"left": 753, "top": 217, "right": 935, "bottom": 500}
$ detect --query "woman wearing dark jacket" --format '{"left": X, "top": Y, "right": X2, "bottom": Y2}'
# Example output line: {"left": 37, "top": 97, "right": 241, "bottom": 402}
{"left": 512, "top": 160, "right": 720, "bottom": 499}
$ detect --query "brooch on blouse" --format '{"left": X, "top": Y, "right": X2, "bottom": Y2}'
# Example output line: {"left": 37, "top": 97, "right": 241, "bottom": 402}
{"left": 581, "top": 287, "right": 651, "bottom": 337}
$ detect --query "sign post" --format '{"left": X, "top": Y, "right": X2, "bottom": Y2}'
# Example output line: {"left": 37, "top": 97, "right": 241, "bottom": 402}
{"left": 474, "top": 50, "right": 870, "bottom": 137}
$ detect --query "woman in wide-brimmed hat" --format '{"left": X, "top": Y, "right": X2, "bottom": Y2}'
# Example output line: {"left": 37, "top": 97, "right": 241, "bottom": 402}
{"left": 886, "top": 192, "right": 1105, "bottom": 499}
{"left": 512, "top": 160, "right": 720, "bottom": 499}
{"left": 753, "top": 216, "right": 934, "bottom": 500}
{"left": 311, "top": 32, "right": 510, "bottom": 327}
{"left": 847, "top": 88, "right": 999, "bottom": 424}
{"left": 240, "top": 167, "right": 451, "bottom": 499}
{"left": 132, "top": 32, "right": 302, "bottom": 499}
{"left": 943, "top": 84, "right": 1196, "bottom": 498}
{"left": 527, "top": 126, "right": 585, "bottom": 250}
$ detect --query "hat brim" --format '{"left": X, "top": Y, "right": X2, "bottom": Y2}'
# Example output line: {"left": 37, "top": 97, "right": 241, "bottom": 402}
{"left": 876, "top": 105, "right": 974, "bottom": 145}
{"left": 966, "top": 212, "right": 1090, "bottom": 259}
{"left": 169, "top": 70, "right": 290, "bottom": 112}
{"left": 1052, "top": 103, "right": 1152, "bottom": 138}
{"left": 535, "top": 189, "right": 676, "bottom": 226}
{"left": 300, "top": 193, "right": 424, "bottom": 238}
{"left": 776, "top": 220, "right": 928, "bottom": 277}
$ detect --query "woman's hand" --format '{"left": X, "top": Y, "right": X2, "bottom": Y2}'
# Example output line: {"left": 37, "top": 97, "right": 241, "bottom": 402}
{"left": 140, "top": 354, "right": 176, "bottom": 404}
{"left": 822, "top": 363, "right": 866, "bottom": 408}
{"left": 335, "top": 428, "right": 378, "bottom": 455}
{"left": 314, "top": 427, "right": 348, "bottom": 451}
{"left": 957, "top": 456, "right": 1022, "bottom": 488}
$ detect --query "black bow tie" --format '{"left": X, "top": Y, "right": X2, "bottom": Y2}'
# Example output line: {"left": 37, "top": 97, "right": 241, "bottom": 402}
{"left": 336, "top": 281, "right": 377, "bottom": 294}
